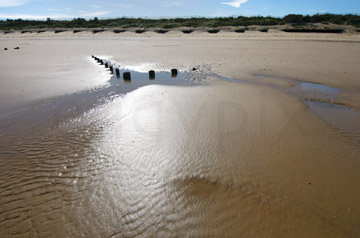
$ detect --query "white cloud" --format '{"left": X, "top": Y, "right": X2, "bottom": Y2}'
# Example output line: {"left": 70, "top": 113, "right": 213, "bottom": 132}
{"left": 221, "top": 0, "right": 248, "bottom": 8}
{"left": 79, "top": 11, "right": 110, "bottom": 17}
{"left": 0, "top": 0, "right": 31, "bottom": 7}
{"left": 92, "top": 5, "right": 100, "bottom": 8}
{"left": 0, "top": 13, "right": 75, "bottom": 19}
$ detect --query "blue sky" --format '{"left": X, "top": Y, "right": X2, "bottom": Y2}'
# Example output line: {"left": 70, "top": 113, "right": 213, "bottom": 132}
{"left": 0, "top": 0, "right": 359, "bottom": 20}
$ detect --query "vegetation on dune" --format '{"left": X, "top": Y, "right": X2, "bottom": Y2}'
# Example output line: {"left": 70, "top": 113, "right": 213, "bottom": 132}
{"left": 155, "top": 29, "right": 168, "bottom": 34}
{"left": 92, "top": 29, "right": 104, "bottom": 33}
{"left": 135, "top": 29, "right": 146, "bottom": 33}
{"left": 207, "top": 29, "right": 220, "bottom": 33}
{"left": 282, "top": 14, "right": 360, "bottom": 26}
{"left": 113, "top": 29, "right": 126, "bottom": 33}
{"left": 282, "top": 28, "right": 344, "bottom": 33}
{"left": 234, "top": 28, "right": 247, "bottom": 33}
{"left": 182, "top": 29, "right": 193, "bottom": 34}
{"left": 0, "top": 14, "right": 359, "bottom": 30}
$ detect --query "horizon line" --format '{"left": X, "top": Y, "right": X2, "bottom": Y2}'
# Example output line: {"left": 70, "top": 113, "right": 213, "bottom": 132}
{"left": 1, "top": 12, "right": 359, "bottom": 21}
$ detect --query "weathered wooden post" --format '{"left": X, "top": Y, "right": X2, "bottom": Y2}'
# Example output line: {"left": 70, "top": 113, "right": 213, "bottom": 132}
{"left": 115, "top": 68, "right": 120, "bottom": 78}
{"left": 149, "top": 70, "right": 155, "bottom": 80}
{"left": 171, "top": 69, "right": 178, "bottom": 77}
{"left": 105, "top": 62, "right": 109, "bottom": 68}
{"left": 109, "top": 65, "right": 114, "bottom": 74}
{"left": 123, "top": 72, "right": 131, "bottom": 80}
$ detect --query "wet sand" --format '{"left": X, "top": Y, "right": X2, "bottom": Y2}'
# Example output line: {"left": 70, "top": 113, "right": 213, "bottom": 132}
{"left": 1, "top": 32, "right": 360, "bottom": 237}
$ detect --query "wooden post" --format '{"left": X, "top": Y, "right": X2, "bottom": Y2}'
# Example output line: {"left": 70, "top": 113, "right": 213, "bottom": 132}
{"left": 171, "top": 69, "right": 178, "bottom": 77}
{"left": 149, "top": 70, "right": 155, "bottom": 80}
{"left": 115, "top": 68, "right": 120, "bottom": 77}
{"left": 109, "top": 65, "right": 114, "bottom": 74}
{"left": 123, "top": 72, "right": 131, "bottom": 80}
{"left": 105, "top": 62, "right": 109, "bottom": 68}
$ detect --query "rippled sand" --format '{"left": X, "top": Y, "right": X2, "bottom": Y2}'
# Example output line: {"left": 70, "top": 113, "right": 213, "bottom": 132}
{"left": 1, "top": 33, "right": 360, "bottom": 237}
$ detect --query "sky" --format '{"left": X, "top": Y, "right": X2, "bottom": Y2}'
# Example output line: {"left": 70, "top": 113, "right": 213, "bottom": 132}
{"left": 0, "top": 0, "right": 359, "bottom": 20}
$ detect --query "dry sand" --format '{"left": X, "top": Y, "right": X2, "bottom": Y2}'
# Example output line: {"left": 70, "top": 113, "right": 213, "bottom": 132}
{"left": 0, "top": 31, "right": 360, "bottom": 237}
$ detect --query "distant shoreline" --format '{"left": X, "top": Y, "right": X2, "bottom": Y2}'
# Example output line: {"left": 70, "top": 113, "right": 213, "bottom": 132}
{"left": 1, "top": 23, "right": 359, "bottom": 35}
{"left": 1, "top": 13, "right": 359, "bottom": 31}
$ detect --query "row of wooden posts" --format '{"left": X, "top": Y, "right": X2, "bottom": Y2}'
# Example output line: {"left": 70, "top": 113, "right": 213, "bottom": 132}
{"left": 92, "top": 55, "right": 178, "bottom": 80}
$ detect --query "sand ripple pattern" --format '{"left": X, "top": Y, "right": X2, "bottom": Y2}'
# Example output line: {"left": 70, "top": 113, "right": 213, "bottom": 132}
{"left": 1, "top": 79, "right": 360, "bottom": 237}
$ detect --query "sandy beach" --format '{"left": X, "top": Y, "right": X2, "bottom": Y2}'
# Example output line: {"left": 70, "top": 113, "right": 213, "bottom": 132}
{"left": 1, "top": 31, "right": 360, "bottom": 237}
